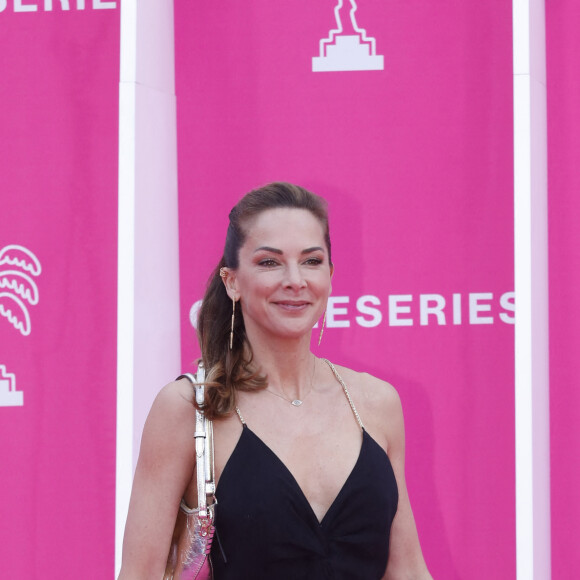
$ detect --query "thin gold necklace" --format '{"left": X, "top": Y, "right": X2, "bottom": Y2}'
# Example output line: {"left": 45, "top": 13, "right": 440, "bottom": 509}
{"left": 266, "top": 357, "right": 317, "bottom": 407}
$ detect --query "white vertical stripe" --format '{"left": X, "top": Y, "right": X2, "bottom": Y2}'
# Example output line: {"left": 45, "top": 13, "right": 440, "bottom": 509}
{"left": 513, "top": 0, "right": 530, "bottom": 76}
{"left": 115, "top": 1, "right": 180, "bottom": 576}
{"left": 513, "top": 1, "right": 550, "bottom": 578}
{"left": 116, "top": 0, "right": 137, "bottom": 576}
{"left": 514, "top": 72, "right": 534, "bottom": 580}
{"left": 120, "top": 0, "right": 137, "bottom": 83}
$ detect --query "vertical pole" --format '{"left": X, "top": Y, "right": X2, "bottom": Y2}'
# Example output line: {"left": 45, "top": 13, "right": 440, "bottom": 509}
{"left": 513, "top": 0, "right": 551, "bottom": 578}
{"left": 115, "top": 0, "right": 137, "bottom": 573}
{"left": 116, "top": 0, "right": 180, "bottom": 575}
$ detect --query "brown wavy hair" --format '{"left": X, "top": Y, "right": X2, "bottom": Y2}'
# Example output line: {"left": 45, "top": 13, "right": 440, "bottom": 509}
{"left": 196, "top": 182, "right": 332, "bottom": 420}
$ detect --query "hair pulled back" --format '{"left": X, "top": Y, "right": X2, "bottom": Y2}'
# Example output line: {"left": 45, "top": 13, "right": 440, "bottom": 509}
{"left": 196, "top": 182, "right": 331, "bottom": 420}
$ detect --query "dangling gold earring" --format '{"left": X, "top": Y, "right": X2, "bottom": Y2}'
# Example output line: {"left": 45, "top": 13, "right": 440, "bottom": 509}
{"left": 318, "top": 310, "right": 327, "bottom": 346}
{"left": 229, "top": 297, "right": 236, "bottom": 350}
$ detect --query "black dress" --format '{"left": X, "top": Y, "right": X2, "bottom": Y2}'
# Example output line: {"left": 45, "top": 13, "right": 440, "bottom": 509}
{"left": 210, "top": 363, "right": 399, "bottom": 580}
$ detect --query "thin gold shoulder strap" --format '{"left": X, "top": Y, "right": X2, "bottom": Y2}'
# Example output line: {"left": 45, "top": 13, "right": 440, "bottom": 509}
{"left": 322, "top": 358, "right": 365, "bottom": 431}
{"left": 235, "top": 406, "right": 246, "bottom": 425}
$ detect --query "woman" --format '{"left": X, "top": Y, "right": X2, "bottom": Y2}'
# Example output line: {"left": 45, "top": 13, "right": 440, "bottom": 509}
{"left": 119, "top": 182, "right": 432, "bottom": 579}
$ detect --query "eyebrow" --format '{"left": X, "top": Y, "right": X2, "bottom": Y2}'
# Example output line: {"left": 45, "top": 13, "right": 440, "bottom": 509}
{"left": 254, "top": 246, "right": 325, "bottom": 255}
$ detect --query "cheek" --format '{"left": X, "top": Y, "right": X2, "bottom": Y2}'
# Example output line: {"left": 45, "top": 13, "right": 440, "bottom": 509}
{"left": 315, "top": 273, "right": 332, "bottom": 292}
{"left": 237, "top": 278, "right": 276, "bottom": 303}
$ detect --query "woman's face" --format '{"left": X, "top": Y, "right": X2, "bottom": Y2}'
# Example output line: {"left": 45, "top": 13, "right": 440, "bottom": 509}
{"left": 225, "top": 207, "right": 333, "bottom": 344}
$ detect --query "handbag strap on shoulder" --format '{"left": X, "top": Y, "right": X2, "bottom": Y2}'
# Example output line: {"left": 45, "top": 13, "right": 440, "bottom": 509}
{"left": 177, "top": 363, "right": 215, "bottom": 519}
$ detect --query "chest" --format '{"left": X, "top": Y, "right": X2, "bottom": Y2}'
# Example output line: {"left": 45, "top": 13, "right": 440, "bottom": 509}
{"left": 214, "top": 399, "right": 364, "bottom": 522}
{"left": 209, "top": 424, "right": 397, "bottom": 579}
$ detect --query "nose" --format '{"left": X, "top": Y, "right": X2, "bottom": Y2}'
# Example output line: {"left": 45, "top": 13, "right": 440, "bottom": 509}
{"left": 283, "top": 263, "right": 306, "bottom": 289}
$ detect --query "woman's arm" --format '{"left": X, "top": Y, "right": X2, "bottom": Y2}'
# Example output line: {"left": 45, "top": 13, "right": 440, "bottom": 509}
{"left": 117, "top": 379, "right": 197, "bottom": 580}
{"left": 361, "top": 375, "right": 432, "bottom": 580}
{"left": 382, "top": 386, "right": 432, "bottom": 579}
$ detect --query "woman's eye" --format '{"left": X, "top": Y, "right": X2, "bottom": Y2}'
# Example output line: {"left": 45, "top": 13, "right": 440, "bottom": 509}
{"left": 258, "top": 259, "right": 278, "bottom": 267}
{"left": 304, "top": 257, "right": 323, "bottom": 266}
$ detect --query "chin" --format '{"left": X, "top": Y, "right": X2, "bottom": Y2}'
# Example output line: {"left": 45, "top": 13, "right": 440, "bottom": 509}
{"left": 274, "top": 325, "right": 314, "bottom": 341}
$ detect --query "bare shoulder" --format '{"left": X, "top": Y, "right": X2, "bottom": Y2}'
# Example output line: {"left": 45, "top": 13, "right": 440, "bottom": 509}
{"left": 138, "top": 377, "right": 197, "bottom": 469}
{"left": 328, "top": 362, "right": 402, "bottom": 415}
{"left": 151, "top": 376, "right": 196, "bottom": 419}
{"left": 326, "top": 362, "right": 403, "bottom": 452}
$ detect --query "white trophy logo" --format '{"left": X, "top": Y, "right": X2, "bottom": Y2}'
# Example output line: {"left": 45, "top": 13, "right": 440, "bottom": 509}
{"left": 0, "top": 244, "right": 42, "bottom": 337}
{"left": 0, "top": 365, "right": 23, "bottom": 407}
{"left": 313, "top": 0, "right": 384, "bottom": 72}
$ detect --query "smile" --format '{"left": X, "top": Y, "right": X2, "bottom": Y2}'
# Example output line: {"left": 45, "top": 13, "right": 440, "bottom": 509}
{"left": 274, "top": 301, "right": 310, "bottom": 310}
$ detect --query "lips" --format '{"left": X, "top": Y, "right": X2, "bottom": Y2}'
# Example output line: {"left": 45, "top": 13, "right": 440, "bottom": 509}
{"left": 274, "top": 300, "right": 310, "bottom": 310}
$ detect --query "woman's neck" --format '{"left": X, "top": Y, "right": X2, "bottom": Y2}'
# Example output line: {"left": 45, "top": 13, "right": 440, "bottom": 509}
{"left": 247, "top": 333, "right": 317, "bottom": 400}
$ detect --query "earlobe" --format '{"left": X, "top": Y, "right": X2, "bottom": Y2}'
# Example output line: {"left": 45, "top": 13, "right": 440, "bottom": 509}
{"left": 220, "top": 267, "right": 238, "bottom": 300}
{"left": 228, "top": 278, "right": 239, "bottom": 300}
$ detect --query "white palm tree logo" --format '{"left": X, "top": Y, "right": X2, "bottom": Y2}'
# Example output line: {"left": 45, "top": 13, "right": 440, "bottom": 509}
{"left": 0, "top": 245, "right": 42, "bottom": 337}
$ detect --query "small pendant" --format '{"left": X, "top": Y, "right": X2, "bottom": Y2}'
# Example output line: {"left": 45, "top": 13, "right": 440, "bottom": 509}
{"left": 291, "top": 399, "right": 303, "bottom": 407}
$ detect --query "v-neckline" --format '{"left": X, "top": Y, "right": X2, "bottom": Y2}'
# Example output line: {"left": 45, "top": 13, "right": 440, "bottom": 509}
{"left": 217, "top": 424, "right": 367, "bottom": 527}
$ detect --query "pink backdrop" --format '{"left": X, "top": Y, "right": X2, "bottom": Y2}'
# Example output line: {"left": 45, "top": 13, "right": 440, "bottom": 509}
{"left": 0, "top": 5, "right": 119, "bottom": 579}
{"left": 175, "top": 2, "right": 515, "bottom": 578}
{"left": 547, "top": 2, "right": 580, "bottom": 577}
{"left": 1, "top": 3, "right": 577, "bottom": 578}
